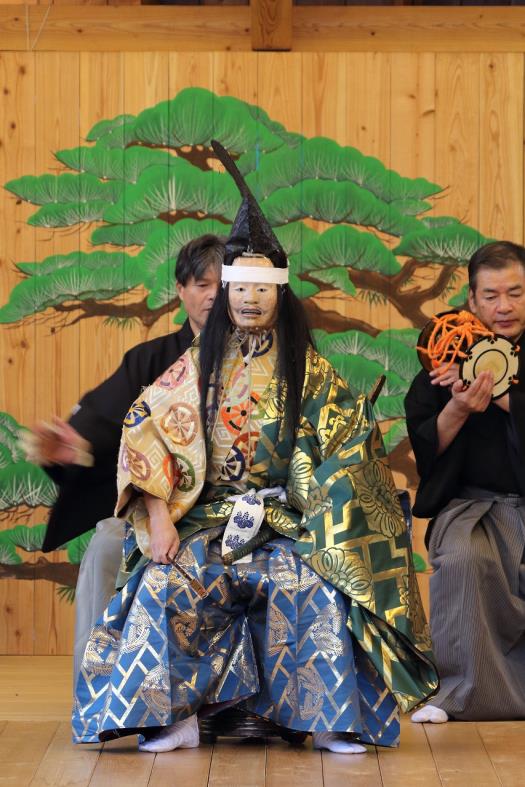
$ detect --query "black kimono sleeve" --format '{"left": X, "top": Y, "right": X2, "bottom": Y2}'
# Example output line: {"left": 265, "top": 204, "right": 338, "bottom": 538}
{"left": 404, "top": 370, "right": 466, "bottom": 520}
{"left": 41, "top": 322, "right": 194, "bottom": 551}
{"left": 507, "top": 348, "right": 525, "bottom": 493}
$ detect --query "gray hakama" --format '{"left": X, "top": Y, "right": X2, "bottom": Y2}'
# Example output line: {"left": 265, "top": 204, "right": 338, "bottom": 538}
{"left": 428, "top": 489, "right": 525, "bottom": 720}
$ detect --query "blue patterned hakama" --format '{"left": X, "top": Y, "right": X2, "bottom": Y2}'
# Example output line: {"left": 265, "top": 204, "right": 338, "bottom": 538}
{"left": 73, "top": 526, "right": 399, "bottom": 746}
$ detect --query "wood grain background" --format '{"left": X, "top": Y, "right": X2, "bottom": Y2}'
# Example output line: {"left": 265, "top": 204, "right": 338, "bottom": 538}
{"left": 0, "top": 45, "right": 523, "bottom": 653}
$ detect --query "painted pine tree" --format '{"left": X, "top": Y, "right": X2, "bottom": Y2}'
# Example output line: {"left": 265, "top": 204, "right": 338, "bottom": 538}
{"left": 0, "top": 87, "right": 488, "bottom": 589}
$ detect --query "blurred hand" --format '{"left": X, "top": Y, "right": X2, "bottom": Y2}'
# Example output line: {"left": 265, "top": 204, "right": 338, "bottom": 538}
{"left": 30, "top": 417, "right": 92, "bottom": 465}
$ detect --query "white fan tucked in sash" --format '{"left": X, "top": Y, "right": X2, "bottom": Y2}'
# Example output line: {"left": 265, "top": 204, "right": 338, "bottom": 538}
{"left": 222, "top": 487, "right": 286, "bottom": 563}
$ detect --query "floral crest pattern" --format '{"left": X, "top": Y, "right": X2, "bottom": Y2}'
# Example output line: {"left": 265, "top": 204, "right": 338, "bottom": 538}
{"left": 351, "top": 458, "right": 405, "bottom": 538}
{"left": 310, "top": 548, "right": 373, "bottom": 606}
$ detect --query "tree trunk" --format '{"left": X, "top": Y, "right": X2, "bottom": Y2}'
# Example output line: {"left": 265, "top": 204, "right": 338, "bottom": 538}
{"left": 0, "top": 557, "right": 79, "bottom": 586}
{"left": 302, "top": 298, "right": 380, "bottom": 336}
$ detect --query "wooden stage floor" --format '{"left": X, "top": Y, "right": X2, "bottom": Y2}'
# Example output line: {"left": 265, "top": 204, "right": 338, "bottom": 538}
{"left": 1, "top": 657, "right": 524, "bottom": 786}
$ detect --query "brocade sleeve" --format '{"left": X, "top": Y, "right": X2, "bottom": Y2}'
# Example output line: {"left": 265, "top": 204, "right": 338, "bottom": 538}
{"left": 115, "top": 348, "right": 206, "bottom": 558}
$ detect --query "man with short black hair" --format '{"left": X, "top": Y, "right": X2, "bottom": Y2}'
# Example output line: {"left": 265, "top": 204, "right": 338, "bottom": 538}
{"left": 405, "top": 240, "right": 525, "bottom": 722}
{"left": 30, "top": 234, "right": 224, "bottom": 678}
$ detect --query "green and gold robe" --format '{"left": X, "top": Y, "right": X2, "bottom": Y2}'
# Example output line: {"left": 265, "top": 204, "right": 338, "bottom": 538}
{"left": 118, "top": 333, "right": 435, "bottom": 711}
{"left": 73, "top": 331, "right": 437, "bottom": 745}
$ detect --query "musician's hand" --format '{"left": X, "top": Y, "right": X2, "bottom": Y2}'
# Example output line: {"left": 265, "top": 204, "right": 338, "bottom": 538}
{"left": 31, "top": 417, "right": 91, "bottom": 465}
{"left": 449, "top": 370, "right": 494, "bottom": 414}
{"left": 430, "top": 363, "right": 460, "bottom": 387}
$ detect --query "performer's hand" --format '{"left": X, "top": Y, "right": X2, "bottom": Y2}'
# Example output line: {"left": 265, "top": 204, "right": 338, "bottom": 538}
{"left": 145, "top": 494, "right": 180, "bottom": 564}
{"left": 450, "top": 370, "right": 494, "bottom": 414}
{"left": 31, "top": 417, "right": 92, "bottom": 465}
{"left": 430, "top": 363, "right": 460, "bottom": 387}
{"left": 150, "top": 519, "right": 180, "bottom": 564}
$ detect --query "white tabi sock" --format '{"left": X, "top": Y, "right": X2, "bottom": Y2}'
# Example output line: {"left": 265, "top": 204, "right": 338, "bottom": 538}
{"left": 138, "top": 713, "right": 200, "bottom": 753}
{"left": 411, "top": 704, "right": 449, "bottom": 724}
{"left": 312, "top": 732, "right": 367, "bottom": 754}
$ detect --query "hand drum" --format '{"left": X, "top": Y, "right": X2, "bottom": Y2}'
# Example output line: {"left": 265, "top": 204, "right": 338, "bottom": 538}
{"left": 460, "top": 336, "right": 520, "bottom": 399}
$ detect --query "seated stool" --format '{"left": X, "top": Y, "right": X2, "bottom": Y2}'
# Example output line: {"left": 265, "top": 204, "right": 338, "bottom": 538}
{"left": 199, "top": 706, "right": 307, "bottom": 744}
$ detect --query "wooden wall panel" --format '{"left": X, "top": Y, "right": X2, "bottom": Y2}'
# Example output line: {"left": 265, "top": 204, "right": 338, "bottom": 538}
{"left": 301, "top": 53, "right": 349, "bottom": 322}
{"left": 0, "top": 52, "right": 36, "bottom": 654}
{"left": 389, "top": 54, "right": 435, "bottom": 332}
{"left": 78, "top": 53, "right": 124, "bottom": 404}
{"left": 0, "top": 48, "right": 524, "bottom": 651}
{"left": 390, "top": 54, "right": 435, "bottom": 189}
{"left": 357, "top": 53, "right": 392, "bottom": 330}
{"left": 344, "top": 53, "right": 392, "bottom": 340}
{"left": 390, "top": 53, "right": 436, "bottom": 579}
{"left": 122, "top": 51, "right": 170, "bottom": 349}
{"left": 257, "top": 52, "right": 302, "bottom": 300}
{"left": 169, "top": 51, "right": 213, "bottom": 96}
{"left": 435, "top": 54, "right": 481, "bottom": 230}
{"left": 33, "top": 52, "right": 80, "bottom": 655}
{"left": 257, "top": 53, "right": 302, "bottom": 138}
{"left": 411, "top": 54, "right": 484, "bottom": 603}
{"left": 302, "top": 53, "right": 346, "bottom": 145}
{"left": 213, "top": 52, "right": 256, "bottom": 105}
{"left": 434, "top": 52, "right": 481, "bottom": 341}
{"left": 346, "top": 52, "right": 391, "bottom": 164}
{"left": 479, "top": 54, "right": 524, "bottom": 243}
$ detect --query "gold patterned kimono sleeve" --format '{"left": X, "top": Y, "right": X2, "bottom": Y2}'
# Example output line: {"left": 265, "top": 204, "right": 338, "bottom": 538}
{"left": 115, "top": 349, "right": 206, "bottom": 557}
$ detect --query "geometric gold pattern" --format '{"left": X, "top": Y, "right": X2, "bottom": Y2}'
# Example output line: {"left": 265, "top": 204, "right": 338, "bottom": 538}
{"left": 73, "top": 528, "right": 401, "bottom": 746}
{"left": 107, "top": 333, "right": 437, "bottom": 735}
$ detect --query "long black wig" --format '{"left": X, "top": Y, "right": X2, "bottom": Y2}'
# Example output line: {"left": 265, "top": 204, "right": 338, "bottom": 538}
{"left": 200, "top": 140, "right": 313, "bottom": 441}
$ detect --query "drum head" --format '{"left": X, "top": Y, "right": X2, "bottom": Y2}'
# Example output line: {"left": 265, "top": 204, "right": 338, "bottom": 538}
{"left": 460, "top": 336, "right": 520, "bottom": 399}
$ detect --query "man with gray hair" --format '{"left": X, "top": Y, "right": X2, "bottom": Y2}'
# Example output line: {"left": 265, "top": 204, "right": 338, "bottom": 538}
{"left": 405, "top": 241, "right": 525, "bottom": 722}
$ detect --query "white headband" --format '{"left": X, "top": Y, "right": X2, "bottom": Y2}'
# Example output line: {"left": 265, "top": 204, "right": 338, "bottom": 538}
{"left": 221, "top": 264, "right": 289, "bottom": 285}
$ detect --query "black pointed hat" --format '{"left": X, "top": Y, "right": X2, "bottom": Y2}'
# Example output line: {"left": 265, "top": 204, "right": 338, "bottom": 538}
{"left": 211, "top": 140, "right": 287, "bottom": 268}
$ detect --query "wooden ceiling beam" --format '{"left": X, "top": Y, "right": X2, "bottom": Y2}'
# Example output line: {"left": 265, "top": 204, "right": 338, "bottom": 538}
{"left": 251, "top": 0, "right": 292, "bottom": 51}
{"left": 1, "top": 6, "right": 525, "bottom": 53}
